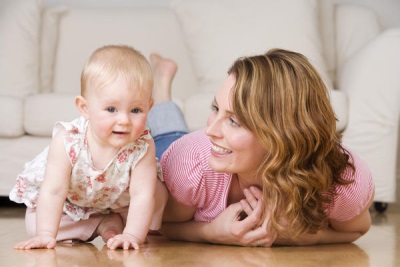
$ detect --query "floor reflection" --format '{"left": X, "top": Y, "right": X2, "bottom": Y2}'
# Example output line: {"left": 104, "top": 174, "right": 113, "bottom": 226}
{"left": 13, "top": 236, "right": 371, "bottom": 267}
{"left": 2, "top": 207, "right": 399, "bottom": 267}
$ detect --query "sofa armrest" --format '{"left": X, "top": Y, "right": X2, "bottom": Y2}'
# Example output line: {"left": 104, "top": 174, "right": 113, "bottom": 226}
{"left": 0, "top": 96, "right": 24, "bottom": 137}
{"left": 329, "top": 90, "right": 347, "bottom": 132}
{"left": 338, "top": 28, "right": 400, "bottom": 202}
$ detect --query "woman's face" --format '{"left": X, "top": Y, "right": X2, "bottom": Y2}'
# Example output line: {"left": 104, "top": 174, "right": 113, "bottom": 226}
{"left": 206, "top": 74, "right": 266, "bottom": 183}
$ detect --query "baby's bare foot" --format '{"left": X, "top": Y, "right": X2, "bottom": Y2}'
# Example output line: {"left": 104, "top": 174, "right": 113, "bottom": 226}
{"left": 150, "top": 53, "right": 178, "bottom": 104}
{"left": 96, "top": 213, "right": 123, "bottom": 243}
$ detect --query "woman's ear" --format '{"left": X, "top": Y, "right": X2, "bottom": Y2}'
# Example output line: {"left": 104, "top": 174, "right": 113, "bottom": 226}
{"left": 75, "top": 96, "right": 89, "bottom": 119}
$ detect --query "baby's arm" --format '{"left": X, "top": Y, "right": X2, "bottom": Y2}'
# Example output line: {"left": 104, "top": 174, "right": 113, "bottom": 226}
{"left": 14, "top": 130, "right": 71, "bottom": 249}
{"left": 107, "top": 140, "right": 158, "bottom": 250}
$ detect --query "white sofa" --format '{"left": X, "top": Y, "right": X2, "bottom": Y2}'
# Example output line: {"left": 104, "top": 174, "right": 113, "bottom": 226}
{"left": 0, "top": 0, "right": 399, "bottom": 208}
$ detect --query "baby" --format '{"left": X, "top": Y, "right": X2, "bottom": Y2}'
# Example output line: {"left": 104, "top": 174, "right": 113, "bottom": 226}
{"left": 10, "top": 45, "right": 166, "bottom": 250}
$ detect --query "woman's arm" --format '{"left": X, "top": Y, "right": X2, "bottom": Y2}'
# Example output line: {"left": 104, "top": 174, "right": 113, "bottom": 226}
{"left": 161, "top": 185, "right": 374, "bottom": 247}
{"left": 161, "top": 190, "right": 275, "bottom": 246}
{"left": 277, "top": 188, "right": 375, "bottom": 246}
{"left": 329, "top": 190, "right": 374, "bottom": 235}
{"left": 242, "top": 186, "right": 374, "bottom": 246}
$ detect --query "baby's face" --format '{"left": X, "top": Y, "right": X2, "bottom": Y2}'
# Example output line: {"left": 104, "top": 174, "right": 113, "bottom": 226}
{"left": 85, "top": 75, "right": 153, "bottom": 149}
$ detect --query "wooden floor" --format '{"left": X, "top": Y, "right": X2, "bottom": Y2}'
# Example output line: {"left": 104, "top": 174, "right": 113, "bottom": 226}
{"left": 1, "top": 204, "right": 399, "bottom": 267}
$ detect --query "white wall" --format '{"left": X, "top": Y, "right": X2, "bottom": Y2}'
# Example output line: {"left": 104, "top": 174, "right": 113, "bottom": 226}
{"left": 44, "top": 0, "right": 400, "bottom": 29}
{"left": 43, "top": 0, "right": 169, "bottom": 8}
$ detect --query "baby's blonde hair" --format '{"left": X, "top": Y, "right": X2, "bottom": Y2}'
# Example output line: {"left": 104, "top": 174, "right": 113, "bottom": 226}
{"left": 80, "top": 45, "right": 153, "bottom": 97}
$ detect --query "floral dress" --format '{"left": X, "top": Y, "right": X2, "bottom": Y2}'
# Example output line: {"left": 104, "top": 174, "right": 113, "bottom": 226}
{"left": 9, "top": 117, "right": 153, "bottom": 221}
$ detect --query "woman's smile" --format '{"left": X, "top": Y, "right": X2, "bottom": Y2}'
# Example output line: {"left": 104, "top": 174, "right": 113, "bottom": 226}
{"left": 211, "top": 143, "right": 232, "bottom": 154}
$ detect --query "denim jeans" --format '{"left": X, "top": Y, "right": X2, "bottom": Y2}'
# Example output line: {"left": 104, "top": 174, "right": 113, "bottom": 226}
{"left": 147, "top": 102, "right": 189, "bottom": 159}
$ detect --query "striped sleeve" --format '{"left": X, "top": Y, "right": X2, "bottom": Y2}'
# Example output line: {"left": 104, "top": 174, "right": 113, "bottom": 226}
{"left": 328, "top": 150, "right": 375, "bottom": 221}
{"left": 160, "top": 130, "right": 209, "bottom": 207}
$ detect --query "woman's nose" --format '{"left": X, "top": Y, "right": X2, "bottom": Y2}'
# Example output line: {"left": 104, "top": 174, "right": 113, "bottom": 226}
{"left": 206, "top": 114, "right": 222, "bottom": 138}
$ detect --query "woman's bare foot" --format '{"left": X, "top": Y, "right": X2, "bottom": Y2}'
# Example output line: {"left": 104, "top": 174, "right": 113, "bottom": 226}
{"left": 150, "top": 53, "right": 178, "bottom": 104}
{"left": 96, "top": 213, "right": 124, "bottom": 243}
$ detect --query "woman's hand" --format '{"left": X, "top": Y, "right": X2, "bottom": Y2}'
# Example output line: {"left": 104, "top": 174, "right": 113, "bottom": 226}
{"left": 207, "top": 186, "right": 277, "bottom": 247}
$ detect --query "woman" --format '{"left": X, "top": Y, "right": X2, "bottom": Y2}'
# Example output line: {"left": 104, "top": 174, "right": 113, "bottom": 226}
{"left": 149, "top": 49, "right": 374, "bottom": 247}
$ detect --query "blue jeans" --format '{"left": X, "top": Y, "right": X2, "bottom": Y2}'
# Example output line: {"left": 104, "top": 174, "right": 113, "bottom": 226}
{"left": 147, "top": 102, "right": 189, "bottom": 159}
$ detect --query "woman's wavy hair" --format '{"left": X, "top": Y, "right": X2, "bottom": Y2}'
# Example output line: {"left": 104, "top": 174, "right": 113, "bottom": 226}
{"left": 228, "top": 48, "right": 354, "bottom": 237}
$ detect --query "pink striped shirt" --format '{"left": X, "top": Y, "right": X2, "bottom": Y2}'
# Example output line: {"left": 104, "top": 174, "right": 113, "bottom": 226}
{"left": 161, "top": 130, "right": 374, "bottom": 222}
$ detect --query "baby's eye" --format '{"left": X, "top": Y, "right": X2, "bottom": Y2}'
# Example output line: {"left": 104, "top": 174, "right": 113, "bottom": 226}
{"left": 107, "top": 107, "right": 117, "bottom": 113}
{"left": 131, "top": 108, "right": 141, "bottom": 114}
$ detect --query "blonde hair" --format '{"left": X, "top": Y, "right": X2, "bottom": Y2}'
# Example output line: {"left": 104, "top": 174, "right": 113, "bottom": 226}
{"left": 80, "top": 45, "right": 153, "bottom": 96}
{"left": 228, "top": 49, "right": 354, "bottom": 237}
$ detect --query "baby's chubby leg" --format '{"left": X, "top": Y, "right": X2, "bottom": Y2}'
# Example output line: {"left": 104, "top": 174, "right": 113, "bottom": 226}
{"left": 95, "top": 213, "right": 124, "bottom": 243}
{"left": 25, "top": 207, "right": 105, "bottom": 242}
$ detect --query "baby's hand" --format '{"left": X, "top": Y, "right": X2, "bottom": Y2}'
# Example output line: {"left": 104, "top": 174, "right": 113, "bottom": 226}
{"left": 106, "top": 233, "right": 143, "bottom": 250}
{"left": 14, "top": 235, "right": 56, "bottom": 250}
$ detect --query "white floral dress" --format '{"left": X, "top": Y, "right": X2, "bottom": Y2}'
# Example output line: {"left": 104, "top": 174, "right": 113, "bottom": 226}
{"left": 9, "top": 117, "right": 153, "bottom": 221}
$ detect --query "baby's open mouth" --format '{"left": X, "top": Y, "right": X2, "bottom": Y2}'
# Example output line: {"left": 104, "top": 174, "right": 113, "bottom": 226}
{"left": 112, "top": 131, "right": 128, "bottom": 135}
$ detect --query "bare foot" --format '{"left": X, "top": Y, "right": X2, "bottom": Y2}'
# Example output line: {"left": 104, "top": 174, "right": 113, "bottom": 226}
{"left": 150, "top": 53, "right": 178, "bottom": 104}
{"left": 96, "top": 213, "right": 124, "bottom": 243}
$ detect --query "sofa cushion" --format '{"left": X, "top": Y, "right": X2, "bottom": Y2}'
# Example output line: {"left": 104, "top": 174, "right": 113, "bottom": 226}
{"left": 0, "top": 0, "right": 41, "bottom": 97}
{"left": 51, "top": 7, "right": 198, "bottom": 100}
{"left": 40, "top": 6, "right": 68, "bottom": 93}
{"left": 170, "top": 0, "right": 332, "bottom": 94}
{"left": 0, "top": 96, "right": 24, "bottom": 137}
{"left": 184, "top": 93, "right": 214, "bottom": 131}
{"left": 24, "top": 94, "right": 79, "bottom": 136}
{"left": 318, "top": 0, "right": 335, "bottom": 79}
{"left": 336, "top": 4, "right": 381, "bottom": 70}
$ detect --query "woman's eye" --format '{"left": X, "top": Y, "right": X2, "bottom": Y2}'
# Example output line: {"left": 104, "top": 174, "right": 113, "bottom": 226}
{"left": 229, "top": 117, "right": 240, "bottom": 127}
{"left": 211, "top": 104, "right": 219, "bottom": 112}
{"left": 131, "top": 108, "right": 141, "bottom": 114}
{"left": 107, "top": 107, "right": 116, "bottom": 113}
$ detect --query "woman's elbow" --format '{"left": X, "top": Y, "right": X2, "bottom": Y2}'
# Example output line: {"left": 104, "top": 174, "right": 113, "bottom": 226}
{"left": 330, "top": 209, "right": 372, "bottom": 238}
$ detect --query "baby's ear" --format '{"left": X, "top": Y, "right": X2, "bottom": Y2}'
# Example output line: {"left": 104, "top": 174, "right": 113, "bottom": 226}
{"left": 149, "top": 98, "right": 154, "bottom": 109}
{"left": 75, "top": 96, "right": 89, "bottom": 119}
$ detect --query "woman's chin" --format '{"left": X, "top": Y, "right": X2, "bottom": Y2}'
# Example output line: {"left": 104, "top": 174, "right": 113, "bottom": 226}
{"left": 208, "top": 157, "right": 230, "bottom": 173}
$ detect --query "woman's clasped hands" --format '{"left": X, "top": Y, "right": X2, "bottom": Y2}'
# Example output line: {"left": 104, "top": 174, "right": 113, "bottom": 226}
{"left": 207, "top": 186, "right": 277, "bottom": 247}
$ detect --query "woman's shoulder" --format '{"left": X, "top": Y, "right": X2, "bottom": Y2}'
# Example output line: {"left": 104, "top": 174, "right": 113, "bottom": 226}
{"left": 160, "top": 129, "right": 228, "bottom": 208}
{"left": 162, "top": 129, "right": 210, "bottom": 160}
{"left": 342, "top": 148, "right": 372, "bottom": 182}
{"left": 174, "top": 129, "right": 209, "bottom": 146}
